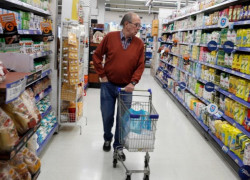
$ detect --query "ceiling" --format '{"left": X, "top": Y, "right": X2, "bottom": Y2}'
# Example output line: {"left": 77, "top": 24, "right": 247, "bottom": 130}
{"left": 58, "top": 0, "right": 196, "bottom": 15}
{"left": 105, "top": 0, "right": 197, "bottom": 14}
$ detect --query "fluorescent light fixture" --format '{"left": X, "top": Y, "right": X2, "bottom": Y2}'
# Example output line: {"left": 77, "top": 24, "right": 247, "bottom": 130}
{"left": 105, "top": 7, "right": 160, "bottom": 13}
{"left": 145, "top": 0, "right": 153, "bottom": 6}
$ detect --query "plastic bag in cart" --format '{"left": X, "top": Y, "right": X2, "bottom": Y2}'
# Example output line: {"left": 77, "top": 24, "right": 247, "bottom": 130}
{"left": 122, "top": 108, "right": 151, "bottom": 136}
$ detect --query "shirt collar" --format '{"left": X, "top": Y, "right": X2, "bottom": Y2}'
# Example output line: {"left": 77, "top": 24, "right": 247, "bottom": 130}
{"left": 120, "top": 31, "right": 132, "bottom": 41}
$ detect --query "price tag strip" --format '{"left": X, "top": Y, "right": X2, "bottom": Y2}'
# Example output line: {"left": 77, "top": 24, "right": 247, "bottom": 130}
{"left": 6, "top": 77, "right": 27, "bottom": 104}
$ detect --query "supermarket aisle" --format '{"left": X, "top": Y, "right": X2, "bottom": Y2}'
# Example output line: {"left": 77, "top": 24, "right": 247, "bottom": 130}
{"left": 39, "top": 68, "right": 239, "bottom": 180}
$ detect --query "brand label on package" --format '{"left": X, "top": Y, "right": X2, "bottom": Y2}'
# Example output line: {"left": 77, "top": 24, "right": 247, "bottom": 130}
{"left": 179, "top": 82, "right": 186, "bottom": 90}
{"left": 40, "top": 21, "right": 52, "bottom": 35}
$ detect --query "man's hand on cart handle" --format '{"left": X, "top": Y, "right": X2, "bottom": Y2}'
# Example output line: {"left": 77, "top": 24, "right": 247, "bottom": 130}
{"left": 124, "top": 83, "right": 135, "bottom": 92}
{"left": 100, "top": 76, "right": 108, "bottom": 82}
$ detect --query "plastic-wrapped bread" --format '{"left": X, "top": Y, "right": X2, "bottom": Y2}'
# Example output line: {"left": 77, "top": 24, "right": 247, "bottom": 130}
{"left": 0, "top": 108, "right": 19, "bottom": 153}
{"left": 0, "top": 161, "right": 21, "bottom": 180}
{"left": 21, "top": 148, "right": 41, "bottom": 175}
{"left": 10, "top": 153, "right": 31, "bottom": 180}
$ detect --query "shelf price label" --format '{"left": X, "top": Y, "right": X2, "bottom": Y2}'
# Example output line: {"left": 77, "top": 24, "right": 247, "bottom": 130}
{"left": 6, "top": 77, "right": 27, "bottom": 104}
{"left": 207, "top": 41, "right": 218, "bottom": 51}
{"left": 179, "top": 82, "right": 186, "bottom": 90}
{"left": 205, "top": 82, "right": 215, "bottom": 92}
{"left": 0, "top": 13, "right": 18, "bottom": 35}
{"left": 238, "top": 165, "right": 250, "bottom": 180}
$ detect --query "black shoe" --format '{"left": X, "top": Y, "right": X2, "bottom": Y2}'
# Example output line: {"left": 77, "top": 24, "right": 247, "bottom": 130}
{"left": 116, "top": 149, "right": 126, "bottom": 161}
{"left": 103, "top": 141, "right": 111, "bottom": 152}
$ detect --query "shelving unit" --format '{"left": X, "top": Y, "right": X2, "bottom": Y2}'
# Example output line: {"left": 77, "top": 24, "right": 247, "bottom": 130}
{"left": 145, "top": 36, "right": 153, "bottom": 68}
{"left": 156, "top": 0, "right": 250, "bottom": 175}
{"left": 0, "top": 0, "right": 58, "bottom": 178}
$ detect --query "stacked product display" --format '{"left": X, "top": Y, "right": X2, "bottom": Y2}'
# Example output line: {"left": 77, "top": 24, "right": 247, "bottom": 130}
{"left": 0, "top": 0, "right": 57, "bottom": 179}
{"left": 59, "top": 21, "right": 85, "bottom": 130}
{"left": 156, "top": 0, "right": 250, "bottom": 175}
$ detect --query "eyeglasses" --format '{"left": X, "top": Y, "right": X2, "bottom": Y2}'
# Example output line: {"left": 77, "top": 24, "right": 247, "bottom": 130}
{"left": 128, "top": 22, "right": 141, "bottom": 28}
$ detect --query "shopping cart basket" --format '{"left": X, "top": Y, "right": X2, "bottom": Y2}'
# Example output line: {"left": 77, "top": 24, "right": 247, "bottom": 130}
{"left": 113, "top": 89, "right": 159, "bottom": 180}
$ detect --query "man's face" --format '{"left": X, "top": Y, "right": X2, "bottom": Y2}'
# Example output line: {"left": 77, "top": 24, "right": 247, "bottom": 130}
{"left": 126, "top": 15, "right": 141, "bottom": 37}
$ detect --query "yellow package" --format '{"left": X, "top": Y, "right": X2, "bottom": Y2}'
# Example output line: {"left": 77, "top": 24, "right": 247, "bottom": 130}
{"left": 241, "top": 55, "right": 246, "bottom": 73}
{"left": 221, "top": 124, "right": 231, "bottom": 145}
{"left": 246, "top": 29, "right": 250, "bottom": 48}
{"left": 230, "top": 129, "right": 242, "bottom": 152}
{"left": 229, "top": 100, "right": 235, "bottom": 118}
{"left": 233, "top": 77, "right": 238, "bottom": 95}
{"left": 68, "top": 52, "right": 78, "bottom": 60}
{"left": 240, "top": 139, "right": 250, "bottom": 160}
{"left": 214, "top": 120, "right": 223, "bottom": 138}
{"left": 244, "top": 81, "right": 250, "bottom": 102}
{"left": 242, "top": 29, "right": 247, "bottom": 47}
{"left": 232, "top": 54, "right": 238, "bottom": 70}
{"left": 240, "top": 79, "right": 247, "bottom": 99}
{"left": 236, "top": 79, "right": 242, "bottom": 98}
{"left": 238, "top": 105, "right": 246, "bottom": 125}
{"left": 225, "top": 98, "right": 230, "bottom": 116}
{"left": 235, "top": 134, "right": 247, "bottom": 158}
{"left": 69, "top": 78, "right": 79, "bottom": 85}
{"left": 68, "top": 32, "right": 77, "bottom": 45}
{"left": 229, "top": 76, "right": 235, "bottom": 94}
{"left": 233, "top": 103, "right": 240, "bottom": 122}
{"left": 246, "top": 55, "right": 250, "bottom": 75}
{"left": 69, "top": 59, "right": 79, "bottom": 66}
{"left": 69, "top": 65, "right": 79, "bottom": 73}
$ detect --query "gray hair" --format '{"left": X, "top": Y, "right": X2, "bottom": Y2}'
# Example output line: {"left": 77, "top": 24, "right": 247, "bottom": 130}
{"left": 120, "top": 12, "right": 137, "bottom": 26}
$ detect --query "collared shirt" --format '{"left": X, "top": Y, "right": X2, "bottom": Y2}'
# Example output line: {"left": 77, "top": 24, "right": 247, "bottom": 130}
{"left": 120, "top": 31, "right": 132, "bottom": 50}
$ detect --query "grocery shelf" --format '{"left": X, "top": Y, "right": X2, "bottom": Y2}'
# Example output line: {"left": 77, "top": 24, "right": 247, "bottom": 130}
{"left": 155, "top": 74, "right": 243, "bottom": 171}
{"left": 215, "top": 87, "right": 250, "bottom": 108}
{"left": 160, "top": 59, "right": 175, "bottom": 67}
{"left": 35, "top": 86, "right": 52, "bottom": 103}
{"left": 93, "top": 28, "right": 104, "bottom": 31}
{"left": 37, "top": 122, "right": 58, "bottom": 156}
{"left": 166, "top": 0, "right": 243, "bottom": 24}
{"left": 18, "top": 30, "right": 43, "bottom": 35}
{"left": 1, "top": 0, "right": 51, "bottom": 16}
{"left": 169, "top": 52, "right": 181, "bottom": 58}
{"left": 26, "top": 69, "right": 52, "bottom": 87}
{"left": 234, "top": 20, "right": 250, "bottom": 25}
{"left": 32, "top": 169, "right": 41, "bottom": 180}
{"left": 31, "top": 50, "right": 53, "bottom": 58}
{"left": 208, "top": 131, "right": 244, "bottom": 167}
{"left": 222, "top": 114, "right": 250, "bottom": 138}
{"left": 189, "top": 58, "right": 250, "bottom": 80}
{"left": 0, "top": 121, "right": 41, "bottom": 160}
{"left": 41, "top": 106, "right": 52, "bottom": 119}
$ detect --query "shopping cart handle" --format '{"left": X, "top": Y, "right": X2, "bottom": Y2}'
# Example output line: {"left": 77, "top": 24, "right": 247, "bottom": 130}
{"left": 118, "top": 88, "right": 152, "bottom": 94}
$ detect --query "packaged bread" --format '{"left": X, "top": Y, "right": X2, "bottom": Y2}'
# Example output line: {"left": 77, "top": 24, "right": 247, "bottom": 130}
{"left": 21, "top": 148, "right": 41, "bottom": 175}
{"left": 1, "top": 96, "right": 36, "bottom": 135}
{"left": 20, "top": 89, "right": 41, "bottom": 124}
{"left": 10, "top": 153, "right": 31, "bottom": 180}
{"left": 0, "top": 108, "right": 19, "bottom": 153}
{"left": 0, "top": 161, "right": 21, "bottom": 180}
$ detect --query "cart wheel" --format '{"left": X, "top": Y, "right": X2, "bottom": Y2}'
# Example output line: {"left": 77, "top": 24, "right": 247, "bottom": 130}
{"left": 113, "top": 159, "right": 117, "bottom": 168}
{"left": 144, "top": 160, "right": 148, "bottom": 168}
{"left": 126, "top": 175, "right": 131, "bottom": 180}
{"left": 143, "top": 175, "right": 149, "bottom": 180}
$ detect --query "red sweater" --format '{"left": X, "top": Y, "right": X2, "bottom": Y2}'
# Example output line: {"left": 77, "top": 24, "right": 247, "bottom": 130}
{"left": 93, "top": 31, "right": 145, "bottom": 86}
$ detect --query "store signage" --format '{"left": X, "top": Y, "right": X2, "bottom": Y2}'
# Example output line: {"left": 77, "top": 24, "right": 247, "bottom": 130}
{"left": 40, "top": 21, "right": 52, "bottom": 35}
{"left": 218, "top": 16, "right": 229, "bottom": 28}
{"left": 26, "top": 70, "right": 42, "bottom": 85}
{"left": 207, "top": 103, "right": 218, "bottom": 115}
{"left": 158, "top": 37, "right": 163, "bottom": 42}
{"left": 179, "top": 82, "right": 186, "bottom": 90}
{"left": 205, "top": 82, "right": 215, "bottom": 92}
{"left": 0, "top": 13, "right": 18, "bottom": 35}
{"left": 207, "top": 41, "right": 218, "bottom": 51}
{"left": 223, "top": 41, "right": 235, "bottom": 54}
{"left": 6, "top": 77, "right": 27, "bottom": 104}
{"left": 239, "top": 165, "right": 250, "bottom": 180}
{"left": 163, "top": 84, "right": 168, "bottom": 89}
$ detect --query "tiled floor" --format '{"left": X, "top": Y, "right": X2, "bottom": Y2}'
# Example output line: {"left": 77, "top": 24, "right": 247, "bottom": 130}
{"left": 39, "top": 68, "right": 239, "bottom": 180}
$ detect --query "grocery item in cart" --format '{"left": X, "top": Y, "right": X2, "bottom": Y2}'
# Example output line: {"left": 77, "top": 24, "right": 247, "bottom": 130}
{"left": 0, "top": 108, "right": 19, "bottom": 153}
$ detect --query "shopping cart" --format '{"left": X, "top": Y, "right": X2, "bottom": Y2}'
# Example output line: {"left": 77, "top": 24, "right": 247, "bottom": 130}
{"left": 113, "top": 89, "right": 159, "bottom": 180}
